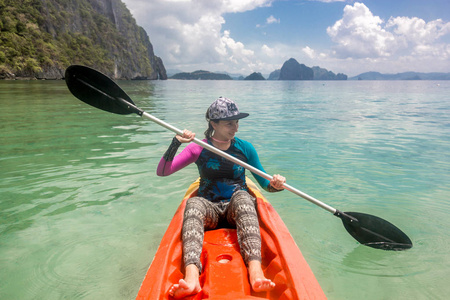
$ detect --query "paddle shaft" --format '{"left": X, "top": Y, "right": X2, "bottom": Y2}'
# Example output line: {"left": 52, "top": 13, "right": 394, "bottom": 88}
{"left": 126, "top": 105, "right": 412, "bottom": 249}
{"left": 66, "top": 66, "right": 414, "bottom": 250}
{"left": 70, "top": 77, "right": 337, "bottom": 214}
{"left": 139, "top": 108, "right": 337, "bottom": 214}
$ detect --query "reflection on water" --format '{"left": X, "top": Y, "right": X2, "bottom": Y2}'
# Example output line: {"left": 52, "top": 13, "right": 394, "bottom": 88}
{"left": 1, "top": 105, "right": 148, "bottom": 235}
{"left": 1, "top": 80, "right": 449, "bottom": 299}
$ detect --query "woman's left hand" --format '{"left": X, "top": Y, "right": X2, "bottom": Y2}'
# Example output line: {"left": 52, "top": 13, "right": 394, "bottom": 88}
{"left": 270, "top": 174, "right": 286, "bottom": 190}
{"left": 176, "top": 129, "right": 196, "bottom": 143}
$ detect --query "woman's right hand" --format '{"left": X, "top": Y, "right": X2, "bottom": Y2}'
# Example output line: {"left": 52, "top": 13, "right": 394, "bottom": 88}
{"left": 176, "top": 129, "right": 196, "bottom": 143}
{"left": 270, "top": 174, "right": 286, "bottom": 190}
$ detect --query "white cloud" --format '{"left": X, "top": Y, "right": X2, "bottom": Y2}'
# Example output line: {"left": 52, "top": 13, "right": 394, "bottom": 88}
{"left": 387, "top": 17, "right": 450, "bottom": 42}
{"left": 266, "top": 15, "right": 280, "bottom": 24}
{"left": 302, "top": 46, "right": 316, "bottom": 59}
{"left": 221, "top": 0, "right": 273, "bottom": 13}
{"left": 218, "top": 30, "right": 254, "bottom": 63}
{"left": 122, "top": 0, "right": 449, "bottom": 76}
{"left": 261, "top": 44, "right": 276, "bottom": 57}
{"left": 327, "top": 2, "right": 397, "bottom": 58}
{"left": 121, "top": 0, "right": 274, "bottom": 73}
{"left": 327, "top": 2, "right": 450, "bottom": 64}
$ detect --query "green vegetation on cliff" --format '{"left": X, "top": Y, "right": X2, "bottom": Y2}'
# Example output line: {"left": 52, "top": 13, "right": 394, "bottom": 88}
{"left": 244, "top": 72, "right": 265, "bottom": 80}
{"left": 171, "top": 70, "right": 232, "bottom": 80}
{"left": 0, "top": 0, "right": 166, "bottom": 79}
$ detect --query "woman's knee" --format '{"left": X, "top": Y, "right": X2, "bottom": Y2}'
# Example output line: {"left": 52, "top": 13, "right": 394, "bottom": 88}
{"left": 185, "top": 197, "right": 208, "bottom": 217}
{"left": 185, "top": 196, "right": 218, "bottom": 229}
{"left": 228, "top": 190, "right": 258, "bottom": 223}
{"left": 230, "top": 190, "right": 256, "bottom": 209}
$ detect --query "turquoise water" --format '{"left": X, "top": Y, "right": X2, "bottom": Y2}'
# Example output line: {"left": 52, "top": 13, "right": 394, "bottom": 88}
{"left": 1, "top": 79, "right": 449, "bottom": 299}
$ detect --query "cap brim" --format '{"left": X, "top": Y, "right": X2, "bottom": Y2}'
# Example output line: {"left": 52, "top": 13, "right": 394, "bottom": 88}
{"left": 212, "top": 113, "right": 249, "bottom": 121}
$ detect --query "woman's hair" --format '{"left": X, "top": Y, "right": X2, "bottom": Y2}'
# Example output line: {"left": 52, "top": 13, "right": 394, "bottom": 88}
{"left": 204, "top": 111, "right": 219, "bottom": 139}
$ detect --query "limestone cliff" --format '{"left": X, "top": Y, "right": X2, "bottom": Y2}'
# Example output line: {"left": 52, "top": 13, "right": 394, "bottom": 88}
{"left": 268, "top": 69, "right": 281, "bottom": 80}
{"left": 276, "top": 58, "right": 347, "bottom": 80}
{"left": 244, "top": 72, "right": 265, "bottom": 80}
{"left": 312, "top": 66, "right": 347, "bottom": 80}
{"left": 279, "top": 58, "right": 314, "bottom": 80}
{"left": 0, "top": 0, "right": 166, "bottom": 79}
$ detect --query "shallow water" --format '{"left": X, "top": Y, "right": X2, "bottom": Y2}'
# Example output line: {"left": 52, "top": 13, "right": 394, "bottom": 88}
{"left": 1, "top": 79, "right": 449, "bottom": 299}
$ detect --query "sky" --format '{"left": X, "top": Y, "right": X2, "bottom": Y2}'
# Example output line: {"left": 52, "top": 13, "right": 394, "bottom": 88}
{"left": 121, "top": 0, "right": 450, "bottom": 77}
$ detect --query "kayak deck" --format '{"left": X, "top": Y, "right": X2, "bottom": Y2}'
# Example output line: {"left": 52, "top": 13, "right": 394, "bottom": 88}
{"left": 137, "top": 179, "right": 326, "bottom": 299}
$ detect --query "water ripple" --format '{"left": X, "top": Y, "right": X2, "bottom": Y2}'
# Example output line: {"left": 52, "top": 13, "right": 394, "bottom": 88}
{"left": 1, "top": 80, "right": 449, "bottom": 300}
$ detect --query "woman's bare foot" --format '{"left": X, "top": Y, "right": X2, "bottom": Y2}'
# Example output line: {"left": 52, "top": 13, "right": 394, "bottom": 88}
{"left": 248, "top": 260, "right": 275, "bottom": 292}
{"left": 168, "top": 278, "right": 201, "bottom": 298}
{"left": 168, "top": 264, "right": 202, "bottom": 299}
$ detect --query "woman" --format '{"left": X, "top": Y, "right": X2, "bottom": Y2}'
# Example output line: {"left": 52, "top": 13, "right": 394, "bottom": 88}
{"left": 157, "top": 97, "right": 286, "bottom": 298}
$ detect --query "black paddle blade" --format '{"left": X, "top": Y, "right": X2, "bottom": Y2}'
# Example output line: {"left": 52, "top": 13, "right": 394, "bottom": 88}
{"left": 65, "top": 65, "right": 137, "bottom": 115}
{"left": 335, "top": 211, "right": 412, "bottom": 251}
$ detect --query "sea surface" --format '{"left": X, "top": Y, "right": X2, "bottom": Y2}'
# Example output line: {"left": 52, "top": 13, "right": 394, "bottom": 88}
{"left": 1, "top": 79, "right": 449, "bottom": 299}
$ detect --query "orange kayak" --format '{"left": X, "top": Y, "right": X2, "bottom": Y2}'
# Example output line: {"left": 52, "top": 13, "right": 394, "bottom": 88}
{"left": 137, "top": 178, "right": 327, "bottom": 300}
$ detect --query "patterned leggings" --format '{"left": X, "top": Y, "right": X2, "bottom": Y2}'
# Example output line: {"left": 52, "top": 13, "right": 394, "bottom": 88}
{"left": 182, "top": 190, "right": 261, "bottom": 272}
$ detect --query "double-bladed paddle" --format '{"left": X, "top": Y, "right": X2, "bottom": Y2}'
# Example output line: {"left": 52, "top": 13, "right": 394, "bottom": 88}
{"left": 65, "top": 65, "right": 412, "bottom": 251}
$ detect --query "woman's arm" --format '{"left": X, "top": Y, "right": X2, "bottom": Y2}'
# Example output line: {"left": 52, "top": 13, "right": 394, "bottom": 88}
{"left": 236, "top": 138, "right": 285, "bottom": 192}
{"left": 156, "top": 133, "right": 203, "bottom": 176}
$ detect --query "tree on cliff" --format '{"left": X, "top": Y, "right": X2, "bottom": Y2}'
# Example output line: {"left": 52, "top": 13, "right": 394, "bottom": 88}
{"left": 244, "top": 72, "right": 265, "bottom": 80}
{"left": 0, "top": 0, "right": 166, "bottom": 79}
{"left": 170, "top": 70, "right": 232, "bottom": 80}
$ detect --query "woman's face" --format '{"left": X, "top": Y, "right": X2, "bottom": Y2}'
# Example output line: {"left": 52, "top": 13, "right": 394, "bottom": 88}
{"left": 212, "top": 120, "right": 239, "bottom": 140}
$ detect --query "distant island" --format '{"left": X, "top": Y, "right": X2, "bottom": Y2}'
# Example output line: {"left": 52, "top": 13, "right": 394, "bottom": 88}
{"left": 350, "top": 71, "right": 450, "bottom": 80}
{"left": 170, "top": 58, "right": 450, "bottom": 81}
{"left": 170, "top": 66, "right": 449, "bottom": 81}
{"left": 269, "top": 58, "right": 347, "bottom": 80}
{"left": 244, "top": 72, "right": 265, "bottom": 80}
{"left": 171, "top": 70, "right": 232, "bottom": 80}
{"left": 171, "top": 58, "right": 347, "bottom": 81}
